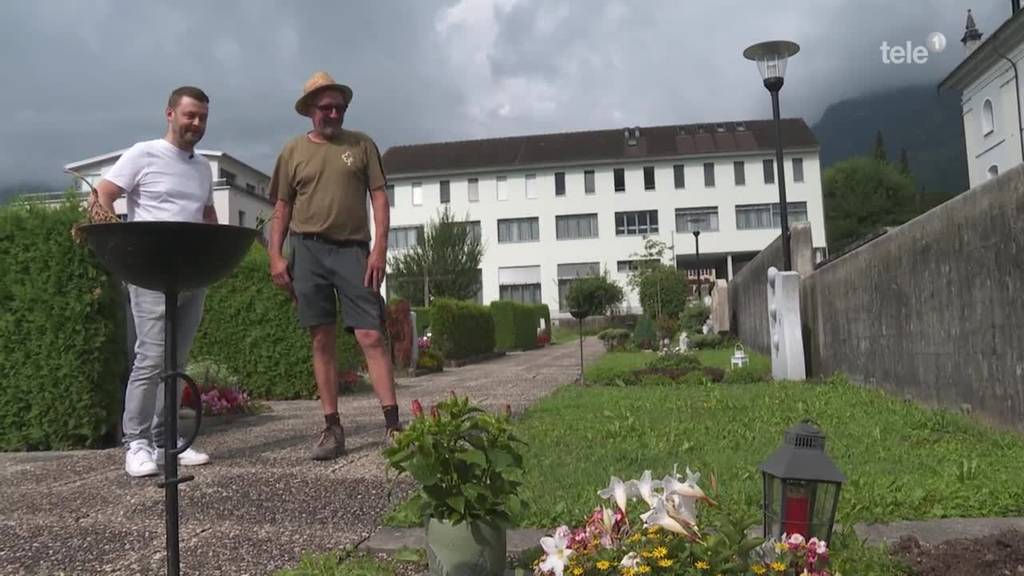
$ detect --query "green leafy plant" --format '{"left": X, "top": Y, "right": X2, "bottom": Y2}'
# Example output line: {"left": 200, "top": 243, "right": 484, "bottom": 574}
{"left": 416, "top": 349, "right": 444, "bottom": 372}
{"left": 724, "top": 365, "right": 770, "bottom": 385}
{"left": 566, "top": 274, "right": 625, "bottom": 318}
{"left": 597, "top": 328, "right": 632, "bottom": 352}
{"left": 632, "top": 316, "right": 658, "bottom": 351}
{"left": 384, "top": 394, "right": 527, "bottom": 524}
{"left": 680, "top": 301, "right": 711, "bottom": 336}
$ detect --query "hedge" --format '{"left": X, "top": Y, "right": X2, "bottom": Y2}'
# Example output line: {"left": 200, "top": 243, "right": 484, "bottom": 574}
{"left": 411, "top": 306, "right": 430, "bottom": 337}
{"left": 191, "top": 244, "right": 364, "bottom": 400}
{"left": 490, "top": 300, "right": 540, "bottom": 351}
{"left": 0, "top": 200, "right": 126, "bottom": 450}
{"left": 529, "top": 303, "right": 551, "bottom": 335}
{"left": 429, "top": 298, "right": 495, "bottom": 360}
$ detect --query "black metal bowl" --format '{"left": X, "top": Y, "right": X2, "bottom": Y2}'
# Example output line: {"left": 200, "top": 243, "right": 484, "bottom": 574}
{"left": 78, "top": 221, "right": 259, "bottom": 292}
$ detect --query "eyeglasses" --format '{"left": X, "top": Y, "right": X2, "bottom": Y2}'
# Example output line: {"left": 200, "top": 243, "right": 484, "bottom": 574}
{"left": 314, "top": 103, "right": 347, "bottom": 115}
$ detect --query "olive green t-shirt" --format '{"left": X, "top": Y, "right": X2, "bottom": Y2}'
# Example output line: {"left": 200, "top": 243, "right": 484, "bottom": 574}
{"left": 269, "top": 130, "right": 387, "bottom": 243}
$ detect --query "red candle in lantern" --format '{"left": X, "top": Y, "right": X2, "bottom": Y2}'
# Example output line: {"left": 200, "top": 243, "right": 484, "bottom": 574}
{"left": 782, "top": 483, "right": 810, "bottom": 537}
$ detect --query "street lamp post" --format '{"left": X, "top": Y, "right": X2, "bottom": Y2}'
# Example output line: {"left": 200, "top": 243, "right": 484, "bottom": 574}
{"left": 692, "top": 229, "right": 701, "bottom": 297}
{"left": 744, "top": 40, "right": 800, "bottom": 272}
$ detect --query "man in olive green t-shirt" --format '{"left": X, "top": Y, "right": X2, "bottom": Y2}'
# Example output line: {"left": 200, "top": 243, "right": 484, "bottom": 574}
{"left": 268, "top": 71, "right": 400, "bottom": 461}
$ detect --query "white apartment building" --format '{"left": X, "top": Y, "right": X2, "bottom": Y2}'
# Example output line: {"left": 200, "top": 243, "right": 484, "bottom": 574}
{"left": 59, "top": 148, "right": 273, "bottom": 241}
{"left": 381, "top": 119, "right": 828, "bottom": 319}
{"left": 941, "top": 4, "right": 1024, "bottom": 188}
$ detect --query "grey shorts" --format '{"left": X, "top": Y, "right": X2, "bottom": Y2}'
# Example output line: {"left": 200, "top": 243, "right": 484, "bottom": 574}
{"left": 289, "top": 234, "right": 386, "bottom": 332}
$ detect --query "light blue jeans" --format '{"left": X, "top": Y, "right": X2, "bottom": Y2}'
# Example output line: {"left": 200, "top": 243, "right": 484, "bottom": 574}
{"left": 122, "top": 285, "right": 206, "bottom": 448}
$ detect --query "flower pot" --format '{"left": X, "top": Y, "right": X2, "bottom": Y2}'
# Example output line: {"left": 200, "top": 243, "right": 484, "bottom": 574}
{"left": 425, "top": 517, "right": 506, "bottom": 576}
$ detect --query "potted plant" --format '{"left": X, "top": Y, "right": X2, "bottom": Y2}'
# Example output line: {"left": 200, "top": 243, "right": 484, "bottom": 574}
{"left": 384, "top": 394, "right": 526, "bottom": 576}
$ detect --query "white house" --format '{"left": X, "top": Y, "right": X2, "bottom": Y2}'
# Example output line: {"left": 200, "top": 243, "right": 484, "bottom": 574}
{"left": 57, "top": 148, "right": 273, "bottom": 241}
{"left": 380, "top": 119, "right": 828, "bottom": 318}
{"left": 940, "top": 3, "right": 1024, "bottom": 188}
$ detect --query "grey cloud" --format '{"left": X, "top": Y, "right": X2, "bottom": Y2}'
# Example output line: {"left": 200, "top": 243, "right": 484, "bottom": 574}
{"left": 0, "top": 0, "right": 1015, "bottom": 189}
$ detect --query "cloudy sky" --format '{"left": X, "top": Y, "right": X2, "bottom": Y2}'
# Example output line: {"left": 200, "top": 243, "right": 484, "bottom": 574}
{"left": 0, "top": 0, "right": 1012, "bottom": 189}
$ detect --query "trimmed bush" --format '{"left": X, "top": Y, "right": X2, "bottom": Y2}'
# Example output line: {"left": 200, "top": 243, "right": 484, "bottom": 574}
{"left": 490, "top": 300, "right": 539, "bottom": 351}
{"left": 724, "top": 364, "right": 769, "bottom": 385}
{"left": 429, "top": 298, "right": 495, "bottom": 360}
{"left": 191, "top": 244, "right": 364, "bottom": 400}
{"left": 647, "top": 353, "right": 702, "bottom": 372}
{"left": 688, "top": 333, "right": 725, "bottom": 350}
{"left": 411, "top": 306, "right": 430, "bottom": 336}
{"left": 1, "top": 200, "right": 126, "bottom": 450}
{"left": 529, "top": 303, "right": 551, "bottom": 335}
{"left": 597, "top": 328, "right": 631, "bottom": 352}
{"left": 632, "top": 315, "right": 658, "bottom": 350}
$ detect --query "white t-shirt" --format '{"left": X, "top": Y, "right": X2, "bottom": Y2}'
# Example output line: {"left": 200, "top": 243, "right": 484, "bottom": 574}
{"left": 104, "top": 138, "right": 213, "bottom": 223}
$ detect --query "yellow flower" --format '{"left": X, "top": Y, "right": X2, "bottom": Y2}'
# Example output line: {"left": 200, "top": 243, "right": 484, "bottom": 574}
{"left": 636, "top": 566, "right": 651, "bottom": 574}
{"left": 695, "top": 560, "right": 711, "bottom": 570}
{"left": 640, "top": 550, "right": 654, "bottom": 558}
{"left": 596, "top": 560, "right": 612, "bottom": 570}
{"left": 652, "top": 546, "right": 668, "bottom": 559}
{"left": 771, "top": 561, "right": 787, "bottom": 572}
{"left": 620, "top": 568, "right": 635, "bottom": 576}
{"left": 657, "top": 559, "right": 673, "bottom": 567}
{"left": 774, "top": 542, "right": 787, "bottom": 554}
{"left": 752, "top": 565, "right": 768, "bottom": 575}
{"left": 627, "top": 533, "right": 642, "bottom": 543}
{"left": 571, "top": 567, "right": 584, "bottom": 576}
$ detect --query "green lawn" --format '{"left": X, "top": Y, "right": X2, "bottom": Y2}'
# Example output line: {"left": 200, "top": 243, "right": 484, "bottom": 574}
{"left": 275, "top": 549, "right": 423, "bottom": 576}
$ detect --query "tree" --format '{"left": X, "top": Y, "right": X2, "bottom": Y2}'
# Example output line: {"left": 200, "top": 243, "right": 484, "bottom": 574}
{"left": 624, "top": 237, "right": 689, "bottom": 320}
{"left": 565, "top": 274, "right": 624, "bottom": 318}
{"left": 387, "top": 206, "right": 484, "bottom": 306}
{"left": 822, "top": 156, "right": 917, "bottom": 252}
{"left": 898, "top": 147, "right": 910, "bottom": 175}
{"left": 873, "top": 129, "right": 887, "bottom": 163}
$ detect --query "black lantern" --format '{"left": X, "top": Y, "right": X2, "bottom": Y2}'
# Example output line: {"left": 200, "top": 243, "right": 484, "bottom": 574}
{"left": 759, "top": 420, "right": 845, "bottom": 543}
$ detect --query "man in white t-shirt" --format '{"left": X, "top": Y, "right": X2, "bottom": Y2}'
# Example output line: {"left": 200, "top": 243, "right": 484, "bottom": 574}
{"left": 94, "top": 86, "right": 219, "bottom": 477}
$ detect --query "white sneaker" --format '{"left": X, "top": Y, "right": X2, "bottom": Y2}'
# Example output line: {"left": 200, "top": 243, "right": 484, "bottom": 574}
{"left": 125, "top": 440, "right": 158, "bottom": 477}
{"left": 155, "top": 439, "right": 211, "bottom": 467}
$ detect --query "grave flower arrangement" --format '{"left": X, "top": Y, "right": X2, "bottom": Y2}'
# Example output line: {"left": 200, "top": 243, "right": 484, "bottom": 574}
{"left": 532, "top": 467, "right": 837, "bottom": 576}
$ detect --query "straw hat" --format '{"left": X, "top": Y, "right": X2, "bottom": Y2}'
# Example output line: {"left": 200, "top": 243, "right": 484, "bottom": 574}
{"left": 295, "top": 71, "right": 353, "bottom": 116}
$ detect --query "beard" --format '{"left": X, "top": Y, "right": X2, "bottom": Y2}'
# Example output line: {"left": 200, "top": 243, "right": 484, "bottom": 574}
{"left": 179, "top": 125, "right": 204, "bottom": 145}
{"left": 315, "top": 118, "right": 343, "bottom": 140}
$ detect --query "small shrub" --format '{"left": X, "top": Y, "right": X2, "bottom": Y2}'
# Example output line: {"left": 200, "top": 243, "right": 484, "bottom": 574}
{"left": 655, "top": 313, "right": 680, "bottom": 342}
{"left": 597, "top": 328, "right": 631, "bottom": 352}
{"left": 680, "top": 300, "right": 711, "bottom": 335}
{"left": 647, "top": 352, "right": 702, "bottom": 372}
{"left": 416, "top": 349, "right": 445, "bottom": 372}
{"left": 702, "top": 366, "right": 726, "bottom": 383}
{"left": 430, "top": 298, "right": 495, "bottom": 360}
{"left": 724, "top": 364, "right": 769, "bottom": 384}
{"left": 689, "top": 333, "right": 725, "bottom": 350}
{"left": 632, "top": 315, "right": 658, "bottom": 350}
{"left": 637, "top": 374, "right": 675, "bottom": 387}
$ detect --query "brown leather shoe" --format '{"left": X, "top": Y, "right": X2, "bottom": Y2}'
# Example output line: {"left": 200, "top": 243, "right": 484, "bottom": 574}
{"left": 311, "top": 424, "right": 345, "bottom": 461}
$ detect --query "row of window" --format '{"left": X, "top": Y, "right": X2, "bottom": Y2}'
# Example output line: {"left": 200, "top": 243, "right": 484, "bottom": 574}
{"left": 389, "top": 203, "right": 809, "bottom": 249}
{"left": 385, "top": 158, "right": 807, "bottom": 207}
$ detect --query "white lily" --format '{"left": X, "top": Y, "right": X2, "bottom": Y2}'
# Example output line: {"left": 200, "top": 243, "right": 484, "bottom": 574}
{"left": 598, "top": 476, "right": 629, "bottom": 513}
{"left": 619, "top": 552, "right": 641, "bottom": 568}
{"left": 627, "top": 470, "right": 662, "bottom": 506}
{"left": 664, "top": 492, "right": 698, "bottom": 526}
{"left": 640, "top": 496, "right": 691, "bottom": 535}
{"left": 538, "top": 529, "right": 574, "bottom": 576}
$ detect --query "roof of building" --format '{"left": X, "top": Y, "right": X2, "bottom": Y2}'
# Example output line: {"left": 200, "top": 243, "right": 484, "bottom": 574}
{"left": 64, "top": 148, "right": 269, "bottom": 179}
{"left": 382, "top": 118, "right": 818, "bottom": 177}
{"left": 940, "top": 7, "right": 1024, "bottom": 91}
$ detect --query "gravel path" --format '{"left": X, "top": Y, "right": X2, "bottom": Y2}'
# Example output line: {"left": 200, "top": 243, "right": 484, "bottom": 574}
{"left": 0, "top": 339, "right": 602, "bottom": 575}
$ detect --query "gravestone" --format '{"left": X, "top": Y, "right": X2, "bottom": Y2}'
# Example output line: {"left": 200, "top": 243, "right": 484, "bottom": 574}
{"left": 766, "top": 266, "right": 805, "bottom": 381}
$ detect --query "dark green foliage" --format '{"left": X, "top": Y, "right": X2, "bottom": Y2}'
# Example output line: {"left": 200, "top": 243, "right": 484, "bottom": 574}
{"left": 680, "top": 301, "right": 711, "bottom": 336}
{"left": 689, "top": 333, "right": 726, "bottom": 350}
{"left": 411, "top": 306, "right": 430, "bottom": 337}
{"left": 724, "top": 365, "right": 769, "bottom": 385}
{"left": 647, "top": 353, "right": 702, "bottom": 372}
{"left": 636, "top": 264, "right": 688, "bottom": 320}
{"left": 388, "top": 206, "right": 484, "bottom": 306}
{"left": 428, "top": 299, "right": 495, "bottom": 360}
{"left": 0, "top": 199, "right": 126, "bottom": 449}
{"left": 632, "top": 315, "right": 658, "bottom": 350}
{"left": 191, "top": 244, "right": 364, "bottom": 400}
{"left": 490, "top": 300, "right": 539, "bottom": 351}
{"left": 416, "top": 349, "right": 444, "bottom": 372}
{"left": 528, "top": 303, "right": 551, "bottom": 335}
{"left": 565, "top": 275, "right": 624, "bottom": 318}
{"left": 597, "top": 328, "right": 631, "bottom": 352}
{"left": 823, "top": 156, "right": 920, "bottom": 253}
